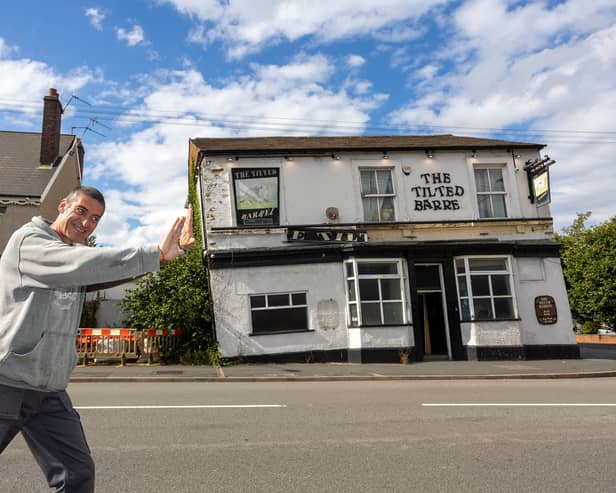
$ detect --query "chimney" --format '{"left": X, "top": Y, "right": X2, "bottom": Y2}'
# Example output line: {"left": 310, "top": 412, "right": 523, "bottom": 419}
{"left": 40, "top": 88, "right": 63, "bottom": 165}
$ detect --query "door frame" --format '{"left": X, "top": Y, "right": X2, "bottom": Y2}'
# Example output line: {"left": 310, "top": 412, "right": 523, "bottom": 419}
{"left": 415, "top": 263, "right": 452, "bottom": 360}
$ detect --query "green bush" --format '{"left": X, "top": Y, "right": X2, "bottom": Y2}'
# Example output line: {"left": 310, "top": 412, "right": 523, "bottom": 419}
{"left": 120, "top": 170, "right": 218, "bottom": 363}
{"left": 558, "top": 213, "right": 616, "bottom": 330}
{"left": 581, "top": 321, "right": 600, "bottom": 334}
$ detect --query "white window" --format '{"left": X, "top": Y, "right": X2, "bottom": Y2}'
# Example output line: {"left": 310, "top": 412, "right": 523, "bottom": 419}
{"left": 455, "top": 256, "right": 517, "bottom": 321}
{"left": 360, "top": 169, "right": 396, "bottom": 222}
{"left": 474, "top": 166, "right": 507, "bottom": 218}
{"left": 250, "top": 292, "right": 308, "bottom": 335}
{"left": 345, "top": 259, "right": 407, "bottom": 326}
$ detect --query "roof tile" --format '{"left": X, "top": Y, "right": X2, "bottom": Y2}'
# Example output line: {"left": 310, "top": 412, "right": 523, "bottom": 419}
{"left": 0, "top": 131, "right": 75, "bottom": 198}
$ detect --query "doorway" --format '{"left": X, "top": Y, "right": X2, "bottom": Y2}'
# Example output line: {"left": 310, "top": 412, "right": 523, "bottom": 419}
{"left": 416, "top": 264, "right": 451, "bottom": 360}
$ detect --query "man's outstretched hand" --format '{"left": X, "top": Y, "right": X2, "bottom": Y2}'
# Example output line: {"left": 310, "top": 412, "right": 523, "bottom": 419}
{"left": 158, "top": 205, "right": 196, "bottom": 263}
{"left": 180, "top": 204, "right": 196, "bottom": 250}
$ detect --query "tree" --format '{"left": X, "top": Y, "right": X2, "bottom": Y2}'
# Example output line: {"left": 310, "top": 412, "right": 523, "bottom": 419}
{"left": 120, "top": 173, "right": 216, "bottom": 363}
{"left": 557, "top": 213, "right": 616, "bottom": 333}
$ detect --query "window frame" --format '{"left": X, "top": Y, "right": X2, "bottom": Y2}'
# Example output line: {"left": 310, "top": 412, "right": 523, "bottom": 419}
{"left": 359, "top": 167, "right": 396, "bottom": 222}
{"left": 249, "top": 291, "right": 310, "bottom": 335}
{"left": 454, "top": 255, "right": 518, "bottom": 322}
{"left": 344, "top": 258, "right": 408, "bottom": 327}
{"left": 473, "top": 165, "right": 508, "bottom": 218}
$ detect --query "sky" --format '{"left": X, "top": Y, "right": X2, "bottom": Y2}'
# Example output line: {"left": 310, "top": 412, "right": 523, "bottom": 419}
{"left": 1, "top": 0, "right": 615, "bottom": 247}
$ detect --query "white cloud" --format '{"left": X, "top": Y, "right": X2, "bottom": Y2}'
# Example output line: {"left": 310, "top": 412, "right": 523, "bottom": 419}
{"left": 116, "top": 24, "right": 146, "bottom": 47}
{"left": 86, "top": 55, "right": 386, "bottom": 246}
{"left": 416, "top": 64, "right": 439, "bottom": 81}
{"left": 353, "top": 81, "right": 373, "bottom": 95}
{"left": 0, "top": 48, "right": 96, "bottom": 124}
{"left": 86, "top": 123, "right": 197, "bottom": 247}
{"left": 389, "top": 47, "right": 412, "bottom": 70}
{"left": 388, "top": 0, "right": 616, "bottom": 231}
{"left": 0, "top": 37, "right": 17, "bottom": 58}
{"left": 85, "top": 7, "right": 106, "bottom": 31}
{"left": 346, "top": 55, "right": 366, "bottom": 68}
{"left": 164, "top": 0, "right": 447, "bottom": 59}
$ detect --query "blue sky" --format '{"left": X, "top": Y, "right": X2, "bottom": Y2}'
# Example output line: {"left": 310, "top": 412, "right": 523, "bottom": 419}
{"left": 1, "top": 0, "right": 615, "bottom": 247}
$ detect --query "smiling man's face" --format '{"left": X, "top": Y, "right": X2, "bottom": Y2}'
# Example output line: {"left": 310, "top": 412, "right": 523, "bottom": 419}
{"left": 51, "top": 193, "right": 105, "bottom": 245}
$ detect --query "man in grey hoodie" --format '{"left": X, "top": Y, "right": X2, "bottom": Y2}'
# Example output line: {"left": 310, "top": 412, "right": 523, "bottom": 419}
{"left": 0, "top": 186, "right": 195, "bottom": 492}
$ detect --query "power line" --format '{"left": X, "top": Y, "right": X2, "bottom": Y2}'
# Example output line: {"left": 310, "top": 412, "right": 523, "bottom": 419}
{"left": 66, "top": 103, "right": 616, "bottom": 137}
{"left": 2, "top": 98, "right": 616, "bottom": 144}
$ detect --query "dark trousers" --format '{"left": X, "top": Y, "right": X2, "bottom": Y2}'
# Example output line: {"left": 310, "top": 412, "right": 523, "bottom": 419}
{"left": 0, "top": 384, "right": 95, "bottom": 493}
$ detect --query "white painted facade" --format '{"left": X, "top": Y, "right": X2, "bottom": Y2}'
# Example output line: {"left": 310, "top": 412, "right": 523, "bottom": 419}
{"left": 210, "top": 262, "right": 415, "bottom": 358}
{"left": 202, "top": 150, "right": 548, "bottom": 236}
{"left": 192, "top": 136, "right": 578, "bottom": 362}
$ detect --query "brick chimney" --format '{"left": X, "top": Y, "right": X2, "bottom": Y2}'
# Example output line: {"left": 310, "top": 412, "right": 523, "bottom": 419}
{"left": 40, "top": 88, "right": 63, "bottom": 165}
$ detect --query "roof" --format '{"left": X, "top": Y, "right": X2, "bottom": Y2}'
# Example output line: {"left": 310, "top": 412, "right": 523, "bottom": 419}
{"left": 0, "top": 131, "right": 76, "bottom": 198}
{"left": 191, "top": 134, "right": 545, "bottom": 155}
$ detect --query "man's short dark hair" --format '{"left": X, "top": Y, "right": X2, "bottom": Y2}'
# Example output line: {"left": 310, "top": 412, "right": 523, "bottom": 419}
{"left": 65, "top": 186, "right": 106, "bottom": 211}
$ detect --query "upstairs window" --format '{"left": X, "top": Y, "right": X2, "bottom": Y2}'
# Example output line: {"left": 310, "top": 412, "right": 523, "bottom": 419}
{"left": 455, "top": 256, "right": 517, "bottom": 321}
{"left": 360, "top": 169, "right": 396, "bottom": 222}
{"left": 474, "top": 166, "right": 507, "bottom": 218}
{"left": 345, "top": 259, "right": 407, "bottom": 327}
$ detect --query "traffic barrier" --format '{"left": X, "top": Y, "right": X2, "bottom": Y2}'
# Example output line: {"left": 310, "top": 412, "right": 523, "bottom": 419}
{"left": 76, "top": 328, "right": 183, "bottom": 365}
{"left": 142, "top": 329, "right": 184, "bottom": 364}
{"left": 576, "top": 334, "right": 616, "bottom": 344}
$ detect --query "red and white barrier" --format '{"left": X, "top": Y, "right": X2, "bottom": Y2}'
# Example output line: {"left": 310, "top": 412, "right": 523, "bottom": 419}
{"left": 80, "top": 328, "right": 135, "bottom": 336}
{"left": 76, "top": 328, "right": 183, "bottom": 365}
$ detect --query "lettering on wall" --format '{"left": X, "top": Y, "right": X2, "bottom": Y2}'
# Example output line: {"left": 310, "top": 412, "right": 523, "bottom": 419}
{"left": 411, "top": 172, "right": 465, "bottom": 211}
{"left": 287, "top": 228, "right": 367, "bottom": 243}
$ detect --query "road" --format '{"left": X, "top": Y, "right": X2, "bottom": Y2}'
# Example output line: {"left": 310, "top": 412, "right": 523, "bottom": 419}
{"left": 2, "top": 379, "right": 616, "bottom": 492}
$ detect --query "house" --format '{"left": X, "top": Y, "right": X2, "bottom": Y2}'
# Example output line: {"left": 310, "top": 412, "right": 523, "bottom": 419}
{"left": 189, "top": 135, "right": 579, "bottom": 363}
{"left": 0, "top": 88, "right": 83, "bottom": 255}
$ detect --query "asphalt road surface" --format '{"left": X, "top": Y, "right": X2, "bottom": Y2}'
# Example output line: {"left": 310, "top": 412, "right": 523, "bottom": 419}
{"left": 2, "top": 379, "right": 616, "bottom": 492}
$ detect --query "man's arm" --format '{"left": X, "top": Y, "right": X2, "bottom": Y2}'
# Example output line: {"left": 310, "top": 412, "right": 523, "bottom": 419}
{"left": 18, "top": 208, "right": 196, "bottom": 289}
{"left": 18, "top": 236, "right": 161, "bottom": 289}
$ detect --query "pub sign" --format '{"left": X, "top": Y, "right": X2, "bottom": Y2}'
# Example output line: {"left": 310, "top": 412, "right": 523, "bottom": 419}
{"left": 232, "top": 168, "right": 279, "bottom": 226}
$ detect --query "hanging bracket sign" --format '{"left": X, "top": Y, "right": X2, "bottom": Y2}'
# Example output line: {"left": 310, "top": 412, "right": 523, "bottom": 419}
{"left": 524, "top": 156, "right": 555, "bottom": 207}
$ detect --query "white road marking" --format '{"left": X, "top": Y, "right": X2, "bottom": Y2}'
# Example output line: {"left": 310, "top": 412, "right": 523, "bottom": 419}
{"left": 422, "top": 403, "right": 616, "bottom": 407}
{"left": 75, "top": 404, "right": 287, "bottom": 409}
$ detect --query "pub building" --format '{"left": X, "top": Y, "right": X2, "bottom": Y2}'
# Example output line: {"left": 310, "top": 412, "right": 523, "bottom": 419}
{"left": 188, "top": 135, "right": 578, "bottom": 363}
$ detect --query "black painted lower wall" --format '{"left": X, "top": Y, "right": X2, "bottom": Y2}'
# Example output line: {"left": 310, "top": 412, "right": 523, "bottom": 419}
{"left": 233, "top": 347, "right": 417, "bottom": 364}
{"left": 227, "top": 344, "right": 580, "bottom": 364}
{"left": 464, "top": 344, "right": 581, "bottom": 361}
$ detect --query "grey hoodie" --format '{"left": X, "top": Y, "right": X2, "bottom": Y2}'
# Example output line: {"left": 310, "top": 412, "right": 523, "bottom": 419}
{"left": 0, "top": 217, "right": 160, "bottom": 391}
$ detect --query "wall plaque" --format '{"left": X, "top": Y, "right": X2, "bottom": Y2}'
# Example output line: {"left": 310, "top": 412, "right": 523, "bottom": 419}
{"left": 535, "top": 295, "right": 557, "bottom": 325}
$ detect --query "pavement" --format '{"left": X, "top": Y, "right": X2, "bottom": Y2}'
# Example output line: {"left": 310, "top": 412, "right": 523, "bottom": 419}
{"left": 70, "top": 355, "right": 616, "bottom": 383}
